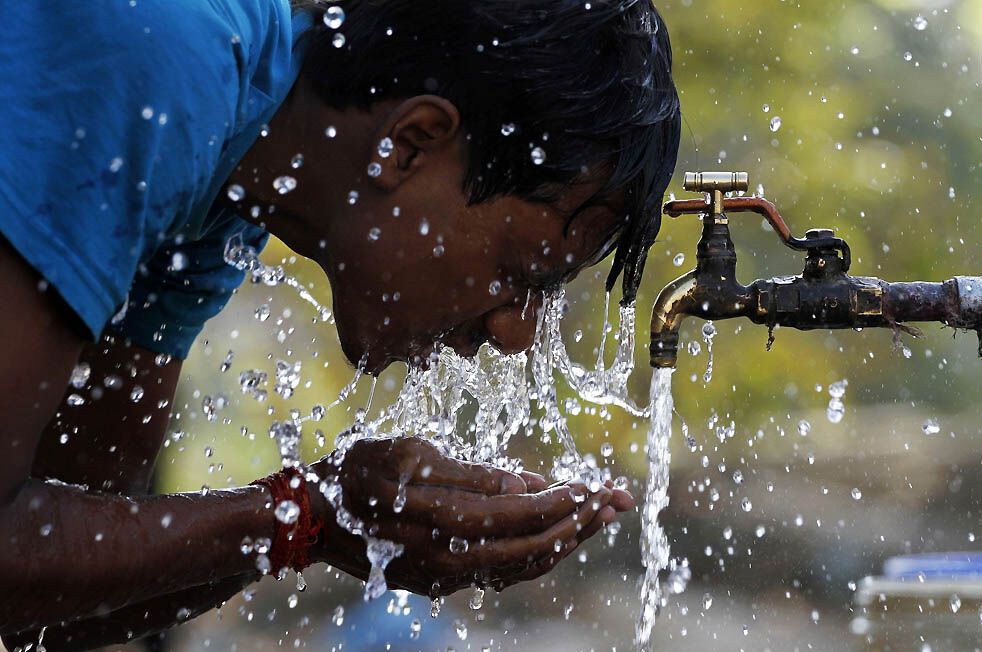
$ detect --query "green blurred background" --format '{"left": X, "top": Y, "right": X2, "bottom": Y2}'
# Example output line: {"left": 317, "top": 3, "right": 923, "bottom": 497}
{"left": 94, "top": 0, "right": 982, "bottom": 649}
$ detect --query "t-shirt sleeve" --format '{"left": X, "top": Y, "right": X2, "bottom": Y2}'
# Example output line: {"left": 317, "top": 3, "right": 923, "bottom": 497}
{"left": 113, "top": 216, "right": 269, "bottom": 359}
{"left": 0, "top": 4, "right": 245, "bottom": 342}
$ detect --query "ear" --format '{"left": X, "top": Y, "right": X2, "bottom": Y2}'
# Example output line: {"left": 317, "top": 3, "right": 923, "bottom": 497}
{"left": 367, "top": 95, "right": 462, "bottom": 192}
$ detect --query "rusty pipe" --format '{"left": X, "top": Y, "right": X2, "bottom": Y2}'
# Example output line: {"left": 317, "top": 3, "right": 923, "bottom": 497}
{"left": 651, "top": 273, "right": 982, "bottom": 369}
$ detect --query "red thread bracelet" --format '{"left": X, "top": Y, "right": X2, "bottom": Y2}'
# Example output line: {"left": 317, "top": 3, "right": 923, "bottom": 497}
{"left": 251, "top": 467, "right": 323, "bottom": 574}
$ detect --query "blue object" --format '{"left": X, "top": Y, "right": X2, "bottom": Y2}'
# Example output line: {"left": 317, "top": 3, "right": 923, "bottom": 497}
{"left": 884, "top": 553, "right": 982, "bottom": 580}
{"left": 0, "top": 0, "right": 313, "bottom": 357}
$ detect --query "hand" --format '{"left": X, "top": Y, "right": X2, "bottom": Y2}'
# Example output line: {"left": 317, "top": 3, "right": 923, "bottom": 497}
{"left": 308, "top": 437, "right": 634, "bottom": 596}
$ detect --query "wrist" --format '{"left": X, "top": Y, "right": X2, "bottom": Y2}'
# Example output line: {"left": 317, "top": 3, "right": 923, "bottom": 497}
{"left": 250, "top": 468, "right": 323, "bottom": 575}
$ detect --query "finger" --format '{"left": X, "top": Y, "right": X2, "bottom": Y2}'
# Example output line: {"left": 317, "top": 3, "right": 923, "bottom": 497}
{"left": 461, "top": 488, "right": 612, "bottom": 569}
{"left": 411, "top": 455, "right": 529, "bottom": 495}
{"left": 575, "top": 505, "right": 618, "bottom": 543}
{"left": 520, "top": 471, "right": 549, "bottom": 493}
{"left": 358, "top": 478, "right": 591, "bottom": 538}
{"left": 610, "top": 488, "right": 635, "bottom": 511}
{"left": 600, "top": 480, "right": 635, "bottom": 511}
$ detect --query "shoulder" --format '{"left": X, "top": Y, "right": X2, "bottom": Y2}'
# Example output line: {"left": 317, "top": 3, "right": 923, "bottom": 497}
{"left": 1, "top": 1, "right": 291, "bottom": 95}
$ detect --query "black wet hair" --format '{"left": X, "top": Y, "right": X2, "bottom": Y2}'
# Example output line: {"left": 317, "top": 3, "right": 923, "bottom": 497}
{"left": 294, "top": 0, "right": 681, "bottom": 302}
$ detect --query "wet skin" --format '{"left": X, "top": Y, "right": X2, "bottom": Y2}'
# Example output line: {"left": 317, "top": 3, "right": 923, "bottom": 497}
{"left": 0, "top": 73, "right": 635, "bottom": 649}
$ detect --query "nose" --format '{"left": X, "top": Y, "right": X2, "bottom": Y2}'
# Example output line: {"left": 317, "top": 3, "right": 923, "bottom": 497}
{"left": 482, "top": 297, "right": 541, "bottom": 355}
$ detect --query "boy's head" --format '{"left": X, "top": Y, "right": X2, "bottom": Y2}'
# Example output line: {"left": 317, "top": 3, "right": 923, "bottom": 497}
{"left": 242, "top": 0, "right": 680, "bottom": 372}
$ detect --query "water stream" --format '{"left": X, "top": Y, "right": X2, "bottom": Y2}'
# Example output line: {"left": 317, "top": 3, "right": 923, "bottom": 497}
{"left": 637, "top": 368, "right": 675, "bottom": 650}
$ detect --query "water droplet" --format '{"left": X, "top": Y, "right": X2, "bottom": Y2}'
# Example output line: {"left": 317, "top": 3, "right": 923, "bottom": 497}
{"left": 530, "top": 147, "right": 546, "bottom": 165}
{"left": 732, "top": 470, "right": 744, "bottom": 485}
{"left": 325, "top": 126, "right": 337, "bottom": 138}
{"left": 702, "top": 593, "right": 714, "bottom": 610}
{"left": 851, "top": 488, "right": 862, "bottom": 500}
{"left": 449, "top": 536, "right": 469, "bottom": 554}
{"left": 227, "top": 184, "right": 245, "bottom": 202}
{"left": 601, "top": 442, "right": 614, "bottom": 458}
{"left": 324, "top": 6, "right": 345, "bottom": 29}
{"left": 368, "top": 227, "right": 381, "bottom": 241}
{"left": 950, "top": 594, "right": 961, "bottom": 613}
{"left": 347, "top": 190, "right": 359, "bottom": 205}
{"left": 922, "top": 419, "right": 941, "bottom": 436}
{"left": 769, "top": 116, "right": 783, "bottom": 132}
{"left": 378, "top": 137, "right": 394, "bottom": 158}
{"left": 903, "top": 51, "right": 913, "bottom": 62}
{"left": 798, "top": 420, "right": 811, "bottom": 437}
{"left": 170, "top": 252, "right": 188, "bottom": 271}
{"left": 673, "top": 253, "right": 686, "bottom": 267}
{"left": 332, "top": 605, "right": 345, "bottom": 626}
{"left": 367, "top": 162, "right": 382, "bottom": 177}
{"left": 275, "top": 500, "right": 300, "bottom": 525}
{"left": 564, "top": 397, "right": 582, "bottom": 415}
{"left": 469, "top": 587, "right": 485, "bottom": 610}
{"left": 288, "top": 593, "right": 299, "bottom": 608}
{"left": 913, "top": 15, "right": 928, "bottom": 31}
{"left": 501, "top": 123, "right": 516, "bottom": 136}
{"left": 332, "top": 33, "right": 346, "bottom": 48}
{"left": 141, "top": 106, "right": 154, "bottom": 120}
{"left": 273, "top": 176, "right": 297, "bottom": 195}
{"left": 454, "top": 619, "right": 468, "bottom": 640}
{"left": 70, "top": 363, "right": 91, "bottom": 389}
{"left": 741, "top": 497, "right": 753, "bottom": 512}
{"left": 419, "top": 218, "right": 430, "bottom": 235}
{"left": 67, "top": 394, "right": 85, "bottom": 407}
{"left": 488, "top": 280, "right": 502, "bottom": 296}
{"left": 290, "top": 153, "right": 304, "bottom": 169}
{"left": 129, "top": 386, "right": 144, "bottom": 402}
{"left": 161, "top": 513, "right": 173, "bottom": 528}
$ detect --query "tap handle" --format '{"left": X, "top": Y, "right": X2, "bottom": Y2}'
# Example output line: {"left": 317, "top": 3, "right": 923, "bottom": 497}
{"left": 683, "top": 172, "right": 749, "bottom": 194}
{"left": 664, "top": 191, "right": 852, "bottom": 271}
{"left": 663, "top": 196, "right": 791, "bottom": 242}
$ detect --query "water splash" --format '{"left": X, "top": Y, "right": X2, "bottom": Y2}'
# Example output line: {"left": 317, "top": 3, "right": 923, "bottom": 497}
{"left": 228, "top": 244, "right": 652, "bottom": 602}
{"left": 224, "top": 235, "right": 333, "bottom": 323}
{"left": 637, "top": 368, "right": 675, "bottom": 650}
{"left": 701, "top": 322, "right": 717, "bottom": 384}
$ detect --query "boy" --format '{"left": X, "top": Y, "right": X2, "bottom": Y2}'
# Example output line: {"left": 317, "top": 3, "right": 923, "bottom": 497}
{"left": 0, "top": 0, "right": 680, "bottom": 648}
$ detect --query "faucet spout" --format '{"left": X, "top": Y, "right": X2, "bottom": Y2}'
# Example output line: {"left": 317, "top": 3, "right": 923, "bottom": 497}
{"left": 649, "top": 271, "right": 696, "bottom": 369}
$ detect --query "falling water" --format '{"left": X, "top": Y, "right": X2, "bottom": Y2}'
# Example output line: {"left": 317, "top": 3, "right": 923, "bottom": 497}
{"left": 637, "top": 368, "right": 675, "bottom": 651}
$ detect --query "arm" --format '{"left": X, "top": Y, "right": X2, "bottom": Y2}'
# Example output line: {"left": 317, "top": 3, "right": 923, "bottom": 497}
{"left": 0, "top": 240, "right": 276, "bottom": 635}
{"left": 5, "top": 335, "right": 270, "bottom": 651}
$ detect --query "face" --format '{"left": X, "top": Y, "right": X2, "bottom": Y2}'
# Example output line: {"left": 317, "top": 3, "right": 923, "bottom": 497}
{"left": 232, "top": 89, "right": 623, "bottom": 374}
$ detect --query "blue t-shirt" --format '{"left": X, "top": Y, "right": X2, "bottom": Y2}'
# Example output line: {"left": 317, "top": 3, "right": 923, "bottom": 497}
{"left": 0, "top": 1, "right": 312, "bottom": 358}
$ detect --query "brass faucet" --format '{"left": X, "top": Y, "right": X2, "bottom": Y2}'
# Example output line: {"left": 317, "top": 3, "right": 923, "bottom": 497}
{"left": 649, "top": 172, "right": 982, "bottom": 369}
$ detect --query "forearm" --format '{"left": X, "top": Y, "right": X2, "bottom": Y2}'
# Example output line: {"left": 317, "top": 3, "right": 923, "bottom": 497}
{"left": 0, "top": 480, "right": 274, "bottom": 634}
{"left": 3, "top": 573, "right": 257, "bottom": 652}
